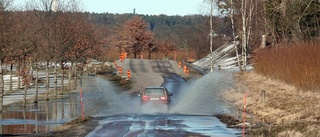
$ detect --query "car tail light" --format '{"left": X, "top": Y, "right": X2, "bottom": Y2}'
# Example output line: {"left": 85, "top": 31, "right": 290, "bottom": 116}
{"left": 160, "top": 97, "right": 166, "bottom": 100}
{"left": 142, "top": 96, "right": 149, "bottom": 101}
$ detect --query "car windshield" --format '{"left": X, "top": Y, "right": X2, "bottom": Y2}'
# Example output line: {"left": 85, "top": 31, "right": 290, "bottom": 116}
{"left": 145, "top": 88, "right": 165, "bottom": 96}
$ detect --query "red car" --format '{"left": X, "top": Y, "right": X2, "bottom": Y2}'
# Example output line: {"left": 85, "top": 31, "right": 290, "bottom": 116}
{"left": 140, "top": 86, "right": 172, "bottom": 105}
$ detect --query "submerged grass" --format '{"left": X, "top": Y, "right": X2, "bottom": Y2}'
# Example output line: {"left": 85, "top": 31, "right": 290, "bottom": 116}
{"left": 253, "top": 41, "right": 320, "bottom": 91}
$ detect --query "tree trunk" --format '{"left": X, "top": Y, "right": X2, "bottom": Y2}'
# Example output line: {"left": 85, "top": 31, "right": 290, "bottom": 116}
{"left": 34, "top": 64, "right": 39, "bottom": 104}
{"left": 54, "top": 61, "right": 57, "bottom": 96}
{"left": 23, "top": 79, "right": 27, "bottom": 107}
{"left": 9, "top": 64, "right": 13, "bottom": 92}
{"left": 23, "top": 63, "right": 28, "bottom": 107}
{"left": 241, "top": 0, "right": 247, "bottom": 71}
{"left": 74, "top": 63, "right": 77, "bottom": 90}
{"left": 60, "top": 65, "right": 64, "bottom": 95}
{"left": 134, "top": 52, "right": 137, "bottom": 59}
{"left": 45, "top": 62, "right": 49, "bottom": 100}
{"left": 148, "top": 51, "right": 151, "bottom": 59}
{"left": 80, "top": 63, "right": 84, "bottom": 89}
{"left": 209, "top": 0, "right": 214, "bottom": 73}
{"left": 68, "top": 62, "right": 73, "bottom": 91}
{"left": 17, "top": 64, "right": 21, "bottom": 89}
{"left": 230, "top": 0, "right": 242, "bottom": 71}
{"left": 30, "top": 60, "right": 33, "bottom": 87}
{"left": 0, "top": 60, "right": 4, "bottom": 112}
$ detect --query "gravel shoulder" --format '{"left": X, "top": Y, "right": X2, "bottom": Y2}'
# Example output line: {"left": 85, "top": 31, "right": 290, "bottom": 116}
{"left": 222, "top": 71, "right": 320, "bottom": 136}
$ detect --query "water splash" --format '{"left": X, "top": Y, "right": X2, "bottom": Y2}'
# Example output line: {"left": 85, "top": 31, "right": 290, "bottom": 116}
{"left": 169, "top": 70, "right": 236, "bottom": 115}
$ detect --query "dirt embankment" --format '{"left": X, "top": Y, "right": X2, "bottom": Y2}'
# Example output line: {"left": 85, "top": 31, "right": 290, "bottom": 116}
{"left": 223, "top": 71, "right": 320, "bottom": 136}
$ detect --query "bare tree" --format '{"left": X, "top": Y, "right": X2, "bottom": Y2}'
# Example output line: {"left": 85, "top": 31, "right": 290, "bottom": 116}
{"left": 0, "top": 0, "right": 15, "bottom": 111}
{"left": 201, "top": 0, "right": 217, "bottom": 72}
{"left": 218, "top": 0, "right": 241, "bottom": 70}
{"left": 201, "top": 0, "right": 223, "bottom": 72}
{"left": 25, "top": 0, "right": 84, "bottom": 98}
{"left": 265, "top": 0, "right": 320, "bottom": 43}
{"left": 10, "top": 11, "right": 40, "bottom": 106}
{"left": 238, "top": 0, "right": 255, "bottom": 71}
{"left": 119, "top": 16, "right": 153, "bottom": 58}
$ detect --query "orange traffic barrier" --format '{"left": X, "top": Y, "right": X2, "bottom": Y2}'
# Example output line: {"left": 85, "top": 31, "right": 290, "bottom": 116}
{"left": 118, "top": 67, "right": 122, "bottom": 74}
{"left": 114, "top": 61, "right": 118, "bottom": 68}
{"left": 120, "top": 54, "right": 124, "bottom": 62}
{"left": 183, "top": 65, "right": 189, "bottom": 76}
{"left": 127, "top": 70, "right": 131, "bottom": 79}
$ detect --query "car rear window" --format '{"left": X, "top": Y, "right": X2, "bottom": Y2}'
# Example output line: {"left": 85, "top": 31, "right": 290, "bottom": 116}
{"left": 145, "top": 88, "right": 165, "bottom": 96}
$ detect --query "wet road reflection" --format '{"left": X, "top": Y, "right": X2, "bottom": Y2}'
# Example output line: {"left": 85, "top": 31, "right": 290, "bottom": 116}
{"left": 0, "top": 96, "right": 78, "bottom": 134}
{"left": 87, "top": 69, "right": 242, "bottom": 136}
{"left": 0, "top": 75, "right": 115, "bottom": 135}
{"left": 87, "top": 114, "right": 241, "bottom": 137}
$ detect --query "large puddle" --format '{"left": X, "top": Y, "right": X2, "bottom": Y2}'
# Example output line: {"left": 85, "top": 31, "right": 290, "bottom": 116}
{"left": 0, "top": 75, "right": 115, "bottom": 135}
{"left": 0, "top": 95, "right": 79, "bottom": 135}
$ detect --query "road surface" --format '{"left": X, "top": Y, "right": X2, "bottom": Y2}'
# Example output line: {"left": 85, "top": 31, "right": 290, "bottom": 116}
{"left": 86, "top": 59, "right": 241, "bottom": 137}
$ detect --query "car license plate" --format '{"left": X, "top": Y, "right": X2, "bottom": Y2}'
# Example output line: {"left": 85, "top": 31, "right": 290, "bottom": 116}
{"left": 150, "top": 98, "right": 160, "bottom": 100}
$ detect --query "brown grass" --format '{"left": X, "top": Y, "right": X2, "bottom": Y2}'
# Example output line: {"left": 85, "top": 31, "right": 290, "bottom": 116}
{"left": 223, "top": 72, "right": 320, "bottom": 135}
{"left": 253, "top": 41, "right": 320, "bottom": 91}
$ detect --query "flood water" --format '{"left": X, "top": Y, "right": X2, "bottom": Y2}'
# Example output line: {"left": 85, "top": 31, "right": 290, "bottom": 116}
{"left": 87, "top": 70, "right": 243, "bottom": 137}
{"left": 0, "top": 69, "right": 242, "bottom": 136}
{"left": 0, "top": 97, "right": 78, "bottom": 135}
{"left": 0, "top": 75, "right": 114, "bottom": 135}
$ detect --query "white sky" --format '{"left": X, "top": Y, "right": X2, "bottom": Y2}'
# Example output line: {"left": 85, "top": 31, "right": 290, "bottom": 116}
{"left": 14, "top": 0, "right": 206, "bottom": 16}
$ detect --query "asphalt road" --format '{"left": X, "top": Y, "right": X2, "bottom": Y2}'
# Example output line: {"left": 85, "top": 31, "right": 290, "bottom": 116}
{"left": 86, "top": 59, "right": 241, "bottom": 137}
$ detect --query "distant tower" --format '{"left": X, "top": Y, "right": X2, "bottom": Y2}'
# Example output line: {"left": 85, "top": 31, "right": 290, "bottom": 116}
{"left": 51, "top": 0, "right": 58, "bottom": 12}
{"left": 133, "top": 8, "right": 136, "bottom": 14}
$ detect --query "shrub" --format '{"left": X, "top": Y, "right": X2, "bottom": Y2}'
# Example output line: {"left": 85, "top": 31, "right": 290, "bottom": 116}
{"left": 253, "top": 41, "right": 320, "bottom": 91}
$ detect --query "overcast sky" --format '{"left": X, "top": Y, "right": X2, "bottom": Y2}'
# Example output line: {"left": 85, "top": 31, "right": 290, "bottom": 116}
{"left": 14, "top": 0, "right": 207, "bottom": 16}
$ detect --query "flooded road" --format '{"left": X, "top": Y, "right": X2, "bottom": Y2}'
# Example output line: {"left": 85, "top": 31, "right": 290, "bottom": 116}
{"left": 85, "top": 65, "right": 242, "bottom": 136}
{"left": 0, "top": 60, "right": 242, "bottom": 136}
{"left": 87, "top": 114, "right": 240, "bottom": 137}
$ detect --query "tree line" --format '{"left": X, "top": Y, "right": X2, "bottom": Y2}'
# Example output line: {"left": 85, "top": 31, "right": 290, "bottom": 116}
{"left": 0, "top": 0, "right": 107, "bottom": 111}
{"left": 86, "top": 12, "right": 233, "bottom": 60}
